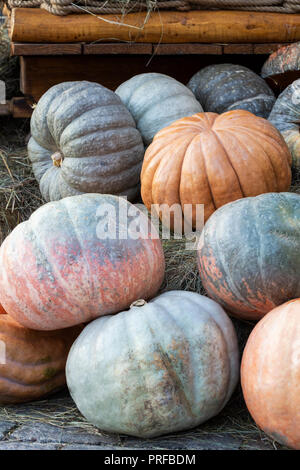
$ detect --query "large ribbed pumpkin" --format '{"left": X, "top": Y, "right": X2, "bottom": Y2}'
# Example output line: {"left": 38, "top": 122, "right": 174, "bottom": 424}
{"left": 115, "top": 73, "right": 202, "bottom": 146}
{"left": 28, "top": 81, "right": 144, "bottom": 202}
{"left": 268, "top": 79, "right": 300, "bottom": 168}
{"left": 0, "top": 312, "right": 82, "bottom": 404}
{"left": 66, "top": 291, "right": 239, "bottom": 438}
{"left": 141, "top": 110, "right": 291, "bottom": 229}
{"left": 188, "top": 64, "right": 275, "bottom": 118}
{"left": 198, "top": 192, "right": 300, "bottom": 321}
{"left": 241, "top": 299, "right": 300, "bottom": 450}
{"left": 0, "top": 194, "right": 165, "bottom": 330}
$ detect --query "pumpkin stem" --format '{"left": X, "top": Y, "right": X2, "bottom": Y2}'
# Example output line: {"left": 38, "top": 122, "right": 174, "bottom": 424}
{"left": 130, "top": 299, "right": 147, "bottom": 308}
{"left": 51, "top": 152, "right": 63, "bottom": 167}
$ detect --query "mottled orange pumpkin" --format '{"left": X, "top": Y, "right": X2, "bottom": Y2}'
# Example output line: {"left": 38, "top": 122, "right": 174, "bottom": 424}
{"left": 241, "top": 299, "right": 300, "bottom": 450}
{"left": 0, "top": 194, "right": 165, "bottom": 330}
{"left": 141, "top": 110, "right": 291, "bottom": 229}
{"left": 261, "top": 42, "right": 300, "bottom": 93}
{"left": 0, "top": 312, "right": 82, "bottom": 404}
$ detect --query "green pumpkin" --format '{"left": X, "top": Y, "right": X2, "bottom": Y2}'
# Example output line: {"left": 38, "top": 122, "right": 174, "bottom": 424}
{"left": 198, "top": 192, "right": 300, "bottom": 321}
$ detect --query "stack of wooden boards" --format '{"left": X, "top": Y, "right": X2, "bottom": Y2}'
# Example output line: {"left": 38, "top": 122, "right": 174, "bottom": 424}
{"left": 2, "top": 8, "right": 300, "bottom": 117}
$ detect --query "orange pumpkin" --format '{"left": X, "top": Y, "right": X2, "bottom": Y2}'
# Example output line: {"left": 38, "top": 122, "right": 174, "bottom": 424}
{"left": 241, "top": 299, "right": 300, "bottom": 450}
{"left": 141, "top": 110, "right": 291, "bottom": 229}
{"left": 0, "top": 312, "right": 82, "bottom": 404}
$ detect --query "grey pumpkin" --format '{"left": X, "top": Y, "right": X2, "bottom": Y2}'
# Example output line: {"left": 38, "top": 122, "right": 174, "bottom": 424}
{"left": 268, "top": 79, "right": 300, "bottom": 169}
{"left": 115, "top": 73, "right": 203, "bottom": 146}
{"left": 66, "top": 291, "right": 239, "bottom": 438}
{"left": 188, "top": 64, "right": 275, "bottom": 118}
{"left": 28, "top": 81, "right": 145, "bottom": 202}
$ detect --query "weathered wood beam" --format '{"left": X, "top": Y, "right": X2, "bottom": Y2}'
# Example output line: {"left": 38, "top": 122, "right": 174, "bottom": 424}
{"left": 11, "top": 43, "right": 83, "bottom": 55}
{"left": 11, "top": 9, "right": 300, "bottom": 44}
{"left": 11, "top": 42, "right": 288, "bottom": 57}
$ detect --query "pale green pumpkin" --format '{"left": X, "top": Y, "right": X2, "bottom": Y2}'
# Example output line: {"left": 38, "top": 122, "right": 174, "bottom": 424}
{"left": 116, "top": 73, "right": 203, "bottom": 146}
{"left": 66, "top": 290, "right": 239, "bottom": 438}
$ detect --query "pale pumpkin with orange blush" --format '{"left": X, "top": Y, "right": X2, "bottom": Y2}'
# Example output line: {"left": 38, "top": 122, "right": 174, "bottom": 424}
{"left": 141, "top": 110, "right": 291, "bottom": 229}
{"left": 241, "top": 299, "right": 300, "bottom": 449}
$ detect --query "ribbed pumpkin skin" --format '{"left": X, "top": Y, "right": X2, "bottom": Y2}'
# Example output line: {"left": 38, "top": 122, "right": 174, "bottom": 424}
{"left": 268, "top": 79, "right": 300, "bottom": 168}
{"left": 28, "top": 81, "right": 144, "bottom": 202}
{"left": 198, "top": 193, "right": 300, "bottom": 321}
{"left": 0, "top": 313, "right": 82, "bottom": 404}
{"left": 66, "top": 291, "right": 239, "bottom": 438}
{"left": 0, "top": 194, "right": 165, "bottom": 330}
{"left": 262, "top": 42, "right": 300, "bottom": 79}
{"left": 141, "top": 110, "right": 291, "bottom": 228}
{"left": 115, "top": 73, "right": 202, "bottom": 146}
{"left": 241, "top": 299, "right": 300, "bottom": 450}
{"left": 188, "top": 64, "right": 275, "bottom": 118}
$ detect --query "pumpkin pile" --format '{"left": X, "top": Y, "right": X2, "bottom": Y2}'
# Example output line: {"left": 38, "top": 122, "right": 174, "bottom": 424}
{"left": 0, "top": 56, "right": 300, "bottom": 448}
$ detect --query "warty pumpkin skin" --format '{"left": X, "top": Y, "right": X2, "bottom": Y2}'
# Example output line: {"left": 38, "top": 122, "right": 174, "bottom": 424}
{"left": 0, "top": 313, "right": 82, "bottom": 404}
{"left": 0, "top": 194, "right": 165, "bottom": 330}
{"left": 28, "top": 81, "right": 144, "bottom": 202}
{"left": 141, "top": 110, "right": 291, "bottom": 229}
{"left": 241, "top": 299, "right": 300, "bottom": 450}
{"left": 188, "top": 64, "right": 275, "bottom": 118}
{"left": 197, "top": 192, "right": 300, "bottom": 321}
{"left": 268, "top": 79, "right": 300, "bottom": 168}
{"left": 66, "top": 291, "right": 239, "bottom": 438}
{"left": 115, "top": 73, "right": 202, "bottom": 146}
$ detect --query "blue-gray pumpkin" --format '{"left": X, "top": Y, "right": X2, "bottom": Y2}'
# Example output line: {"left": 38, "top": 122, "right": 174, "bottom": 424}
{"left": 188, "top": 64, "right": 275, "bottom": 118}
{"left": 28, "top": 81, "right": 144, "bottom": 202}
{"left": 66, "top": 291, "right": 239, "bottom": 438}
{"left": 116, "top": 73, "right": 203, "bottom": 146}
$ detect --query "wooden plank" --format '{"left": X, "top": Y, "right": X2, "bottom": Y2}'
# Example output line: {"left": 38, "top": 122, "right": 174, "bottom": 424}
{"left": 11, "top": 8, "right": 300, "bottom": 44}
{"left": 84, "top": 43, "right": 152, "bottom": 55}
{"left": 223, "top": 44, "right": 254, "bottom": 54}
{"left": 11, "top": 43, "right": 83, "bottom": 56}
{"left": 253, "top": 43, "right": 288, "bottom": 54}
{"left": 154, "top": 44, "right": 222, "bottom": 55}
{"left": 19, "top": 54, "right": 268, "bottom": 102}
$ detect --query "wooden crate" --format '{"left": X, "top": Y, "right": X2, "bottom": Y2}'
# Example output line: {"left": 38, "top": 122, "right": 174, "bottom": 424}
{"left": 0, "top": 41, "right": 292, "bottom": 118}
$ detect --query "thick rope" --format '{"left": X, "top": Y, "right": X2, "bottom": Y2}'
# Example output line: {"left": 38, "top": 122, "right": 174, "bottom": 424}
{"left": 5, "top": 0, "right": 300, "bottom": 15}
